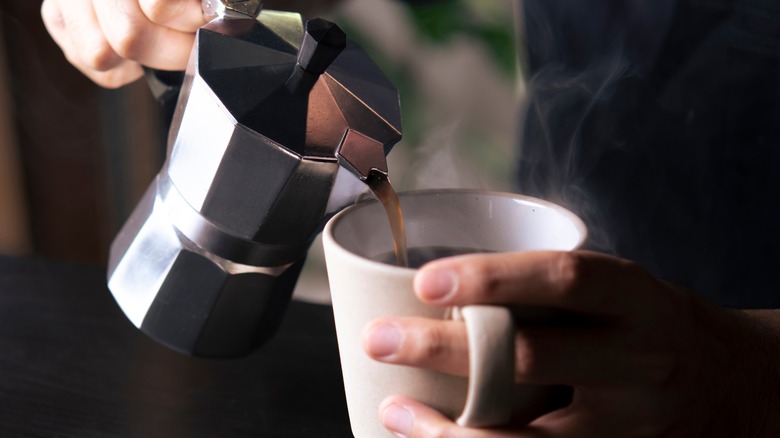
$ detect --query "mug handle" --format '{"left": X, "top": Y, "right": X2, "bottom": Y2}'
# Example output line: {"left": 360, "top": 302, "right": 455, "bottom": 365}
{"left": 454, "top": 305, "right": 515, "bottom": 427}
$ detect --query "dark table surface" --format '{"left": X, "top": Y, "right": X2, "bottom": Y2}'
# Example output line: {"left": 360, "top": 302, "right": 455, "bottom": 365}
{"left": 0, "top": 255, "right": 352, "bottom": 437}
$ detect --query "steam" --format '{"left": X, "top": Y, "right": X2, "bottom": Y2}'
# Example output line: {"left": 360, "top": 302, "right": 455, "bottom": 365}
{"left": 514, "top": 0, "right": 675, "bottom": 255}
{"left": 517, "top": 57, "right": 633, "bottom": 254}
{"left": 406, "top": 118, "right": 494, "bottom": 191}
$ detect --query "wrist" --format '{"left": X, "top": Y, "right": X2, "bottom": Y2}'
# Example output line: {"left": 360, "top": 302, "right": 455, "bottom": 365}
{"left": 733, "top": 309, "right": 780, "bottom": 434}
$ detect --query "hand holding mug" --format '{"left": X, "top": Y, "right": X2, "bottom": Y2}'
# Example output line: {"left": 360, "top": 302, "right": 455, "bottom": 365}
{"left": 367, "top": 250, "right": 780, "bottom": 437}
{"left": 324, "top": 190, "right": 587, "bottom": 437}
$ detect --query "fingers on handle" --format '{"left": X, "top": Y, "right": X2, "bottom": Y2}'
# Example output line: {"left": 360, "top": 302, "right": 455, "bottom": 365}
{"left": 365, "top": 315, "right": 670, "bottom": 387}
{"left": 93, "top": 0, "right": 196, "bottom": 71}
{"left": 43, "top": 0, "right": 190, "bottom": 86}
{"left": 138, "top": 0, "right": 208, "bottom": 32}
{"left": 516, "top": 323, "right": 679, "bottom": 388}
{"left": 362, "top": 317, "right": 470, "bottom": 377}
{"left": 380, "top": 395, "right": 596, "bottom": 438}
{"left": 77, "top": 62, "right": 145, "bottom": 89}
{"left": 380, "top": 396, "right": 522, "bottom": 438}
{"left": 417, "top": 251, "right": 654, "bottom": 316}
{"left": 42, "top": 0, "right": 125, "bottom": 72}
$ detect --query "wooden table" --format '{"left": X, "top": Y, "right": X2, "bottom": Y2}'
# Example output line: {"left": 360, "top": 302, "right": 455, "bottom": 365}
{"left": 0, "top": 255, "right": 352, "bottom": 437}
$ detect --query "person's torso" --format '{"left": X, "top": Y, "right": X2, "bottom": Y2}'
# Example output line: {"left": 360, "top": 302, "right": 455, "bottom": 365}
{"left": 518, "top": 0, "right": 780, "bottom": 308}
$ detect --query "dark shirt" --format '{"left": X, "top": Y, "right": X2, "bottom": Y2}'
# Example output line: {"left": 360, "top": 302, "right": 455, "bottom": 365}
{"left": 518, "top": 0, "right": 780, "bottom": 308}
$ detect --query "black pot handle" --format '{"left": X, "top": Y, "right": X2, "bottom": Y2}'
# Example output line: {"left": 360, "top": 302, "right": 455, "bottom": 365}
{"left": 144, "top": 67, "right": 185, "bottom": 130}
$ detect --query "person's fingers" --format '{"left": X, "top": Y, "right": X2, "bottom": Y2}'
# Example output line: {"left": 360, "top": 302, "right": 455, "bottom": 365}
{"left": 412, "top": 399, "right": 636, "bottom": 438}
{"left": 379, "top": 394, "right": 631, "bottom": 438}
{"left": 513, "top": 326, "right": 676, "bottom": 386}
{"left": 414, "top": 250, "right": 662, "bottom": 316}
{"left": 138, "top": 0, "right": 207, "bottom": 32}
{"left": 519, "top": 404, "right": 603, "bottom": 438}
{"left": 93, "top": 0, "right": 196, "bottom": 70}
{"left": 42, "top": 0, "right": 144, "bottom": 88}
{"left": 524, "top": 395, "right": 676, "bottom": 438}
{"left": 363, "top": 317, "right": 470, "bottom": 376}
{"left": 76, "top": 62, "right": 145, "bottom": 89}
{"left": 42, "top": 0, "right": 191, "bottom": 87}
{"left": 42, "top": 0, "right": 124, "bottom": 71}
{"left": 379, "top": 395, "right": 524, "bottom": 438}
{"left": 364, "top": 317, "right": 675, "bottom": 386}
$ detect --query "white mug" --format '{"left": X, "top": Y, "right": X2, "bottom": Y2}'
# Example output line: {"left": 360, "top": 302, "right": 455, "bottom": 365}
{"left": 323, "top": 190, "right": 587, "bottom": 437}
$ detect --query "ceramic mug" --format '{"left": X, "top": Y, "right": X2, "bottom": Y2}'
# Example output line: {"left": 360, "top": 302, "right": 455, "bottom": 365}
{"left": 323, "top": 190, "right": 587, "bottom": 437}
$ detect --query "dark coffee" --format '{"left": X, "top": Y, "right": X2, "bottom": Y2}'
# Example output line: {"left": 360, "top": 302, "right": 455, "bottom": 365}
{"left": 367, "top": 171, "right": 409, "bottom": 267}
{"left": 372, "top": 246, "right": 490, "bottom": 268}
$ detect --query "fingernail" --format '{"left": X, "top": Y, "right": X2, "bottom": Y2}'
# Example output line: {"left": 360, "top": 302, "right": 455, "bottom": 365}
{"left": 382, "top": 403, "right": 413, "bottom": 438}
{"left": 415, "top": 269, "right": 458, "bottom": 302}
{"left": 365, "top": 324, "right": 402, "bottom": 358}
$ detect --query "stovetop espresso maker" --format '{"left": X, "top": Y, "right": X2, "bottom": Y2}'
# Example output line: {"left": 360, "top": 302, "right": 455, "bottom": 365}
{"left": 107, "top": 0, "right": 402, "bottom": 357}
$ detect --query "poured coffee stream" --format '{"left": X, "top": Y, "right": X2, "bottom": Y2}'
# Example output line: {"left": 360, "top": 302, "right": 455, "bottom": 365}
{"left": 366, "top": 171, "right": 409, "bottom": 267}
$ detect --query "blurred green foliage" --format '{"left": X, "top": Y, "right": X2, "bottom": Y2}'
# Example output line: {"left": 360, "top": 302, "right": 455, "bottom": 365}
{"left": 406, "top": 0, "right": 517, "bottom": 77}
{"left": 332, "top": 0, "right": 519, "bottom": 190}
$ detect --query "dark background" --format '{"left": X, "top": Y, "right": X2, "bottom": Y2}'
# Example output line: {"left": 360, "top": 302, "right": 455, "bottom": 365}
{"left": 0, "top": 0, "right": 164, "bottom": 265}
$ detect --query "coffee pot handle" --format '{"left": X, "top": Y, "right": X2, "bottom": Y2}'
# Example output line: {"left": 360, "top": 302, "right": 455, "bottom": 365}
{"left": 144, "top": 68, "right": 184, "bottom": 131}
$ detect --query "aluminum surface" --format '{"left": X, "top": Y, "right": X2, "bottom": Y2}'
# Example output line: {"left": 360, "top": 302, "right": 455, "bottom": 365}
{"left": 107, "top": 8, "right": 402, "bottom": 357}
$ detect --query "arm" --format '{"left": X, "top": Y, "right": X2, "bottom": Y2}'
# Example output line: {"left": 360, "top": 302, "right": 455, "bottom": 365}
{"left": 363, "top": 251, "right": 780, "bottom": 437}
